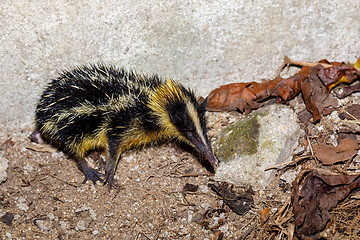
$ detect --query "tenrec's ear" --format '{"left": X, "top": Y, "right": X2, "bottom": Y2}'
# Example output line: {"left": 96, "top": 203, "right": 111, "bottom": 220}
{"left": 199, "top": 97, "right": 208, "bottom": 111}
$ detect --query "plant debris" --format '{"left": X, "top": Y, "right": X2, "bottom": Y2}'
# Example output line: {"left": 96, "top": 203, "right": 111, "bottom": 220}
{"left": 206, "top": 56, "right": 360, "bottom": 123}
{"left": 208, "top": 182, "right": 253, "bottom": 215}
{"left": 0, "top": 139, "right": 15, "bottom": 151}
{"left": 25, "top": 143, "right": 57, "bottom": 153}
{"left": 313, "top": 138, "right": 359, "bottom": 165}
{"left": 338, "top": 104, "right": 360, "bottom": 120}
{"left": 301, "top": 65, "right": 338, "bottom": 122}
{"left": 191, "top": 207, "right": 227, "bottom": 230}
{"left": 258, "top": 207, "right": 270, "bottom": 225}
{"left": 292, "top": 170, "right": 360, "bottom": 238}
{"left": 182, "top": 183, "right": 199, "bottom": 193}
{"left": 2, "top": 56, "right": 360, "bottom": 239}
{"left": 0, "top": 212, "right": 14, "bottom": 226}
{"left": 336, "top": 82, "right": 360, "bottom": 99}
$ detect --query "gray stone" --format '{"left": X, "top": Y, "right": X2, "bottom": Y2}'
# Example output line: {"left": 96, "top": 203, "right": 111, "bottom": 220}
{"left": 74, "top": 206, "right": 97, "bottom": 220}
{"left": 16, "top": 196, "right": 29, "bottom": 212}
{"left": 35, "top": 219, "right": 52, "bottom": 231}
{"left": 214, "top": 104, "right": 300, "bottom": 189}
{"left": 0, "top": 157, "right": 8, "bottom": 183}
{"left": 75, "top": 220, "right": 89, "bottom": 232}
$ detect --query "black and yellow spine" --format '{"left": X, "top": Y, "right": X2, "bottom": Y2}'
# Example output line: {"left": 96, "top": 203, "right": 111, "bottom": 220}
{"left": 34, "top": 64, "right": 216, "bottom": 189}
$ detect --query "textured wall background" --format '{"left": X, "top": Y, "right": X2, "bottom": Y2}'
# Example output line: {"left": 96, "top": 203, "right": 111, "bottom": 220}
{"left": 1, "top": 0, "right": 359, "bottom": 126}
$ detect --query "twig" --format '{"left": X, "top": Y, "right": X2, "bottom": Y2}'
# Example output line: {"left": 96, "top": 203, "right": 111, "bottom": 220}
{"left": 180, "top": 172, "right": 214, "bottom": 177}
{"left": 284, "top": 56, "right": 332, "bottom": 69}
{"left": 288, "top": 223, "right": 295, "bottom": 240}
{"left": 349, "top": 211, "right": 360, "bottom": 238}
{"left": 265, "top": 155, "right": 310, "bottom": 171}
{"left": 31, "top": 230, "right": 50, "bottom": 237}
{"left": 50, "top": 175, "right": 78, "bottom": 188}
{"left": 144, "top": 173, "right": 163, "bottom": 183}
{"left": 283, "top": 56, "right": 360, "bottom": 71}
{"left": 341, "top": 110, "right": 360, "bottom": 121}
{"left": 306, "top": 136, "right": 317, "bottom": 162}
{"left": 238, "top": 223, "right": 258, "bottom": 240}
{"left": 155, "top": 219, "right": 165, "bottom": 240}
{"left": 339, "top": 110, "right": 360, "bottom": 125}
{"left": 135, "top": 232, "right": 150, "bottom": 240}
{"left": 341, "top": 119, "right": 360, "bottom": 125}
{"left": 275, "top": 197, "right": 291, "bottom": 222}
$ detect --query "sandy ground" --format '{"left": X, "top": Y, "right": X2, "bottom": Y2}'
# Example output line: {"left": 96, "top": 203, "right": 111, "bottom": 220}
{"left": 0, "top": 93, "right": 359, "bottom": 239}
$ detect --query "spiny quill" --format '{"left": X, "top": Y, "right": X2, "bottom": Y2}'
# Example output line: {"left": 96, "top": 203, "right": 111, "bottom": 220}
{"left": 31, "top": 64, "right": 216, "bottom": 190}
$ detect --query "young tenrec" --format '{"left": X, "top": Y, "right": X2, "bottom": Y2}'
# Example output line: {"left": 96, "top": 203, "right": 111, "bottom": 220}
{"left": 32, "top": 64, "right": 216, "bottom": 189}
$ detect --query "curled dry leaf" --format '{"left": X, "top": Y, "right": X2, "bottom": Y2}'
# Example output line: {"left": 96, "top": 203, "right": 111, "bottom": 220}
{"left": 0, "top": 212, "right": 14, "bottom": 226}
{"left": 313, "top": 138, "right": 359, "bottom": 165}
{"left": 206, "top": 57, "right": 359, "bottom": 123}
{"left": 213, "top": 230, "right": 224, "bottom": 240}
{"left": 271, "top": 66, "right": 309, "bottom": 103}
{"left": 0, "top": 139, "right": 15, "bottom": 151}
{"left": 338, "top": 104, "right": 360, "bottom": 120}
{"left": 182, "top": 183, "right": 199, "bottom": 193}
{"left": 301, "top": 65, "right": 338, "bottom": 123}
{"left": 318, "top": 65, "right": 360, "bottom": 91}
{"left": 336, "top": 82, "right": 360, "bottom": 99}
{"left": 208, "top": 182, "right": 253, "bottom": 215}
{"left": 258, "top": 207, "right": 270, "bottom": 225}
{"left": 206, "top": 78, "right": 287, "bottom": 113}
{"left": 292, "top": 170, "right": 360, "bottom": 238}
{"left": 206, "top": 82, "right": 270, "bottom": 113}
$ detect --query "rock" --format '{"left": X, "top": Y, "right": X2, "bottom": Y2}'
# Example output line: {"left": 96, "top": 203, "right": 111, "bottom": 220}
{"left": 16, "top": 196, "right": 29, "bottom": 212}
{"left": 0, "top": 157, "right": 9, "bottom": 183}
{"left": 75, "top": 220, "right": 89, "bottom": 231}
{"left": 75, "top": 206, "right": 97, "bottom": 220}
{"left": 214, "top": 104, "right": 300, "bottom": 189}
{"left": 35, "top": 218, "right": 52, "bottom": 231}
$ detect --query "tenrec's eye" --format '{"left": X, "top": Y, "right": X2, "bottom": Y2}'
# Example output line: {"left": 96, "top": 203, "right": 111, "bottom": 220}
{"left": 187, "top": 132, "right": 193, "bottom": 140}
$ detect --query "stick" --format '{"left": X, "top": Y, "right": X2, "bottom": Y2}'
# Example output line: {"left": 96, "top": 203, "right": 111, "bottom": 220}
{"left": 180, "top": 172, "right": 214, "bottom": 177}
{"left": 238, "top": 223, "right": 257, "bottom": 240}
{"left": 265, "top": 155, "right": 310, "bottom": 171}
{"left": 283, "top": 56, "right": 360, "bottom": 71}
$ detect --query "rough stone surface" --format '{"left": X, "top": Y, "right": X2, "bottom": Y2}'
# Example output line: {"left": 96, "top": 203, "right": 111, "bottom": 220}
{"left": 16, "top": 196, "right": 29, "bottom": 212}
{"left": 214, "top": 104, "right": 300, "bottom": 189}
{"left": 1, "top": 0, "right": 359, "bottom": 125}
{"left": 0, "top": 157, "right": 8, "bottom": 183}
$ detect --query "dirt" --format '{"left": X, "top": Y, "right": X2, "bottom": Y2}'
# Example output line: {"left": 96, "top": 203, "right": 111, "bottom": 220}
{"left": 1, "top": 93, "right": 360, "bottom": 239}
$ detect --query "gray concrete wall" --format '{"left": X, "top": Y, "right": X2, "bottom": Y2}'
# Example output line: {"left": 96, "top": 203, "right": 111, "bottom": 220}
{"left": 1, "top": 0, "right": 359, "bottom": 126}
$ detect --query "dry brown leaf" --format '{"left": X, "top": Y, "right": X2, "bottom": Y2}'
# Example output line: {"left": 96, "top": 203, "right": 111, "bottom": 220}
{"left": 338, "top": 104, "right": 360, "bottom": 120}
{"left": 208, "top": 182, "right": 253, "bottom": 215}
{"left": 272, "top": 66, "right": 309, "bottom": 102}
{"left": 0, "top": 139, "right": 15, "bottom": 151}
{"left": 182, "top": 183, "right": 199, "bottom": 192}
{"left": 292, "top": 170, "right": 360, "bottom": 238}
{"left": 313, "top": 138, "right": 359, "bottom": 165}
{"left": 301, "top": 65, "right": 338, "bottom": 123}
{"left": 336, "top": 82, "right": 360, "bottom": 99}
{"left": 206, "top": 82, "right": 250, "bottom": 112}
{"left": 206, "top": 57, "right": 359, "bottom": 123}
{"left": 206, "top": 78, "right": 282, "bottom": 113}
{"left": 213, "top": 230, "right": 224, "bottom": 240}
{"left": 318, "top": 65, "right": 359, "bottom": 91}
{"left": 0, "top": 212, "right": 14, "bottom": 226}
{"left": 258, "top": 207, "right": 270, "bottom": 225}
